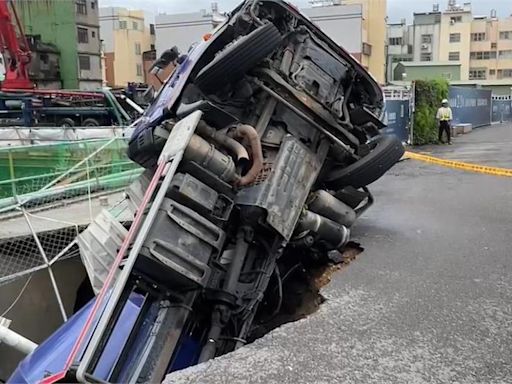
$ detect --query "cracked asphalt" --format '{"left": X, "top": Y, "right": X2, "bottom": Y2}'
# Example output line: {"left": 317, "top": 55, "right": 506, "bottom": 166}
{"left": 165, "top": 123, "right": 512, "bottom": 384}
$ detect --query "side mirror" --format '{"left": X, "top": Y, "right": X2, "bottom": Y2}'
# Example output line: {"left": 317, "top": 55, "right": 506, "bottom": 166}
{"left": 150, "top": 46, "right": 180, "bottom": 72}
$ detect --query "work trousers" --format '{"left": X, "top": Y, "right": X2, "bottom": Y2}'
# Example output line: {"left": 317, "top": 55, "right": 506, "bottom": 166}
{"left": 438, "top": 120, "right": 451, "bottom": 143}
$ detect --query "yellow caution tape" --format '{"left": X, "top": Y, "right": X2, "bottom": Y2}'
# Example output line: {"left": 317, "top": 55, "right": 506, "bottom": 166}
{"left": 404, "top": 151, "right": 512, "bottom": 177}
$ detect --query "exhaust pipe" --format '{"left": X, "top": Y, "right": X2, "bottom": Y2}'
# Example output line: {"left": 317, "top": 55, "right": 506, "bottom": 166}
{"left": 308, "top": 190, "right": 357, "bottom": 227}
{"left": 184, "top": 134, "right": 239, "bottom": 183}
{"left": 231, "top": 124, "right": 264, "bottom": 187}
{"left": 296, "top": 210, "right": 350, "bottom": 250}
{"left": 196, "top": 121, "right": 250, "bottom": 168}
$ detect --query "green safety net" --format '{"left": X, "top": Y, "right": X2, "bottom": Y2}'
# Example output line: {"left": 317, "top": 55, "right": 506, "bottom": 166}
{"left": 0, "top": 139, "right": 142, "bottom": 210}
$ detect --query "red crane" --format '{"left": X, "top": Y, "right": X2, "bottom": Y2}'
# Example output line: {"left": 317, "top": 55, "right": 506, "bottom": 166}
{"left": 0, "top": 0, "right": 33, "bottom": 89}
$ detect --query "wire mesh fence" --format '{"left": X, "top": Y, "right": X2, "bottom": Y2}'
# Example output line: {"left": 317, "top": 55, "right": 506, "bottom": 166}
{"left": 0, "top": 138, "right": 141, "bottom": 319}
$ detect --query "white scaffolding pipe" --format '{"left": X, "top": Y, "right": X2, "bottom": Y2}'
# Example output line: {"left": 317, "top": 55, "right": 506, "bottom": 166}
{"left": 0, "top": 323, "right": 38, "bottom": 355}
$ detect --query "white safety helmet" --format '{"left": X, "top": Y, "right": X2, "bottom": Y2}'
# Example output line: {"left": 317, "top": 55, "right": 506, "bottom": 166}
{"left": 442, "top": 99, "right": 448, "bottom": 104}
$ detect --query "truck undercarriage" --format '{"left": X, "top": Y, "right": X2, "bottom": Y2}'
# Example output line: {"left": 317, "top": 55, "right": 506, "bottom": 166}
{"left": 8, "top": 1, "right": 404, "bottom": 383}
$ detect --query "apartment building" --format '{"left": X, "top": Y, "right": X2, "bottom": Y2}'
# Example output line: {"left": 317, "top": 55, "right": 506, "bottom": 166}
{"left": 386, "top": 20, "right": 413, "bottom": 82}
{"left": 99, "top": 7, "right": 155, "bottom": 87}
{"left": 15, "top": 0, "right": 102, "bottom": 89}
{"left": 438, "top": 2, "right": 475, "bottom": 81}
{"left": 465, "top": 14, "right": 512, "bottom": 81}
{"left": 388, "top": 1, "right": 512, "bottom": 83}
{"left": 412, "top": 10, "right": 443, "bottom": 63}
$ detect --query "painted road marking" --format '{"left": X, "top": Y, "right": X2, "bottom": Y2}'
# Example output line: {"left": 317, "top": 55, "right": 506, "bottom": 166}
{"left": 404, "top": 151, "right": 512, "bottom": 177}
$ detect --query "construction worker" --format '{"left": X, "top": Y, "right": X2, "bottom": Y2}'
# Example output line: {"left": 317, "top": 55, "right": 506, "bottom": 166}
{"left": 436, "top": 99, "right": 453, "bottom": 145}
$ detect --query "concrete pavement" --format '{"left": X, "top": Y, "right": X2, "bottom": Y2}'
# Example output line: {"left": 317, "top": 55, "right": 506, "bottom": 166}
{"left": 165, "top": 122, "right": 512, "bottom": 384}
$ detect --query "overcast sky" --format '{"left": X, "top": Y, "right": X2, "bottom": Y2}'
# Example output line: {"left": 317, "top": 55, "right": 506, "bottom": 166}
{"left": 100, "top": 0, "right": 511, "bottom": 23}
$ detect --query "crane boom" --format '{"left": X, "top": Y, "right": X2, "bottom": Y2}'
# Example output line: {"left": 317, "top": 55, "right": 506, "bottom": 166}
{"left": 0, "top": 0, "right": 33, "bottom": 89}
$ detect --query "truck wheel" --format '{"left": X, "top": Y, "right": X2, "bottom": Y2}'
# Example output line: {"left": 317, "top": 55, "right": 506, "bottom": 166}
{"left": 194, "top": 22, "right": 282, "bottom": 94}
{"left": 325, "top": 135, "right": 404, "bottom": 189}
{"left": 58, "top": 118, "right": 75, "bottom": 127}
{"left": 82, "top": 118, "right": 100, "bottom": 127}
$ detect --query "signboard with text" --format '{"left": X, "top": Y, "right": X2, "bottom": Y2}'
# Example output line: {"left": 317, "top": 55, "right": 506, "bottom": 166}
{"left": 448, "top": 86, "right": 492, "bottom": 128}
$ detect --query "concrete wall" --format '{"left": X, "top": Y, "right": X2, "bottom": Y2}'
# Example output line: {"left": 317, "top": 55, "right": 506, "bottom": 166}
{"left": 155, "top": 11, "right": 215, "bottom": 55}
{"left": 26, "top": 42, "right": 61, "bottom": 88}
{"left": 0, "top": 258, "right": 88, "bottom": 380}
{"left": 394, "top": 63, "right": 461, "bottom": 81}
{"left": 344, "top": 0, "right": 387, "bottom": 83}
{"left": 78, "top": 55, "right": 102, "bottom": 90}
{"left": 301, "top": 4, "right": 363, "bottom": 54}
{"left": 490, "top": 85, "right": 512, "bottom": 95}
{"left": 363, "top": 0, "right": 387, "bottom": 84}
{"left": 99, "top": 7, "right": 117, "bottom": 52}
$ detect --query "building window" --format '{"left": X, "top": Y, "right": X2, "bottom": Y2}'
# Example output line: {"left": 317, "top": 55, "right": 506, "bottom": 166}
{"left": 499, "top": 50, "right": 512, "bottom": 59}
{"left": 450, "top": 16, "right": 462, "bottom": 23}
{"left": 470, "top": 51, "right": 497, "bottom": 60}
{"left": 448, "top": 52, "right": 460, "bottom": 61}
{"left": 150, "top": 24, "right": 155, "bottom": 35}
{"left": 77, "top": 27, "right": 89, "bottom": 43}
{"left": 119, "top": 20, "right": 127, "bottom": 29}
{"left": 489, "top": 69, "right": 496, "bottom": 76}
{"left": 150, "top": 44, "right": 155, "bottom": 50}
{"left": 491, "top": 42, "right": 497, "bottom": 49}
{"left": 389, "top": 37, "right": 402, "bottom": 46}
{"left": 449, "top": 33, "right": 461, "bottom": 43}
{"left": 499, "top": 31, "right": 512, "bottom": 40}
{"left": 442, "top": 72, "right": 452, "bottom": 80}
{"left": 91, "top": 1, "right": 95, "bottom": 9}
{"left": 136, "top": 64, "right": 143, "bottom": 76}
{"left": 469, "top": 68, "right": 486, "bottom": 80}
{"left": 40, "top": 53, "right": 49, "bottom": 65}
{"left": 497, "top": 69, "right": 512, "bottom": 79}
{"left": 91, "top": 30, "right": 96, "bottom": 38}
{"left": 420, "top": 53, "right": 432, "bottom": 61}
{"left": 76, "top": 0, "right": 87, "bottom": 15}
{"left": 471, "top": 32, "right": 486, "bottom": 41}
{"left": 132, "top": 21, "right": 138, "bottom": 30}
{"left": 421, "top": 34, "right": 432, "bottom": 44}
{"left": 135, "top": 42, "right": 141, "bottom": 55}
{"left": 79, "top": 55, "right": 91, "bottom": 70}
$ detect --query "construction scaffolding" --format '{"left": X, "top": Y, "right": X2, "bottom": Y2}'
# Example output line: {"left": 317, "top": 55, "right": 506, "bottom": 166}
{"left": 0, "top": 138, "right": 141, "bottom": 320}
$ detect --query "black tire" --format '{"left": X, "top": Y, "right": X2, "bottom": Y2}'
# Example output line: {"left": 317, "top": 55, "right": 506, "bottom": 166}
{"left": 58, "top": 117, "right": 75, "bottom": 127}
{"left": 194, "top": 22, "right": 282, "bottom": 94}
{"left": 82, "top": 118, "right": 100, "bottom": 127}
{"left": 325, "top": 135, "right": 404, "bottom": 189}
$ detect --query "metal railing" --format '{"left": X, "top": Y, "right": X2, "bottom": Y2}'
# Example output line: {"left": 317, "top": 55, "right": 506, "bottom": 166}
{"left": 0, "top": 126, "right": 131, "bottom": 147}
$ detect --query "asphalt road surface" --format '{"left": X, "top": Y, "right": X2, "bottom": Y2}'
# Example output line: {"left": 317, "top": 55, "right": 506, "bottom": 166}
{"left": 166, "top": 123, "right": 512, "bottom": 384}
